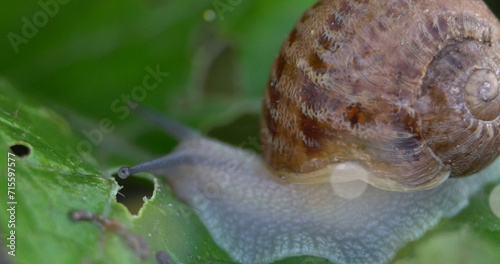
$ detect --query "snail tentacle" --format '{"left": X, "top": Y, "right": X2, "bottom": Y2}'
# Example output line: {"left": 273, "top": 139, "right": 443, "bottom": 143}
{"left": 133, "top": 106, "right": 200, "bottom": 141}
{"left": 118, "top": 152, "right": 197, "bottom": 179}
{"left": 119, "top": 139, "right": 234, "bottom": 179}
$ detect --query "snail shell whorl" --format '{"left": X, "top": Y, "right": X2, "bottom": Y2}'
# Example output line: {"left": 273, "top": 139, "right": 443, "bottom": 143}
{"left": 260, "top": 0, "right": 500, "bottom": 190}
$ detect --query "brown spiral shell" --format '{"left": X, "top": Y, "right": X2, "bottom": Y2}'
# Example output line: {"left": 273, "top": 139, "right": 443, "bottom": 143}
{"left": 260, "top": 0, "right": 500, "bottom": 191}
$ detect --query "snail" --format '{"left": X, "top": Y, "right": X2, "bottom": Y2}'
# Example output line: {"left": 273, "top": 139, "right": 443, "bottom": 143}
{"left": 118, "top": 0, "right": 500, "bottom": 263}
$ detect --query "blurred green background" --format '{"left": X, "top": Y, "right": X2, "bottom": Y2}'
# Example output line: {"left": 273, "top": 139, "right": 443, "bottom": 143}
{"left": 1, "top": 0, "right": 500, "bottom": 264}
{"left": 0, "top": 0, "right": 499, "bottom": 155}
{"left": 0, "top": 0, "right": 321, "bottom": 161}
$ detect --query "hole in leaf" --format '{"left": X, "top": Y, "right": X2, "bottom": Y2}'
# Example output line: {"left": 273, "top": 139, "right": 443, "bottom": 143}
{"left": 10, "top": 144, "right": 31, "bottom": 157}
{"left": 114, "top": 174, "right": 154, "bottom": 215}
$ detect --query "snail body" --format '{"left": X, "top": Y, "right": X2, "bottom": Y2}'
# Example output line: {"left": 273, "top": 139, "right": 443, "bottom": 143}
{"left": 119, "top": 0, "right": 500, "bottom": 263}
{"left": 141, "top": 136, "right": 499, "bottom": 264}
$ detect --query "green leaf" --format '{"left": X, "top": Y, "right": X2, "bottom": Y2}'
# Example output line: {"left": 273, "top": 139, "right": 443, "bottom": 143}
{"left": 394, "top": 228, "right": 500, "bottom": 264}
{"left": 0, "top": 79, "right": 232, "bottom": 264}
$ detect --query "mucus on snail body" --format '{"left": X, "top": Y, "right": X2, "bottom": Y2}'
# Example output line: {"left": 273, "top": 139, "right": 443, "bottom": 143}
{"left": 119, "top": 0, "right": 500, "bottom": 263}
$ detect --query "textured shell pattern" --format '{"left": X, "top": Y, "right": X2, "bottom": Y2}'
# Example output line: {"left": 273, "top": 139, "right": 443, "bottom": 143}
{"left": 261, "top": 0, "right": 500, "bottom": 191}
